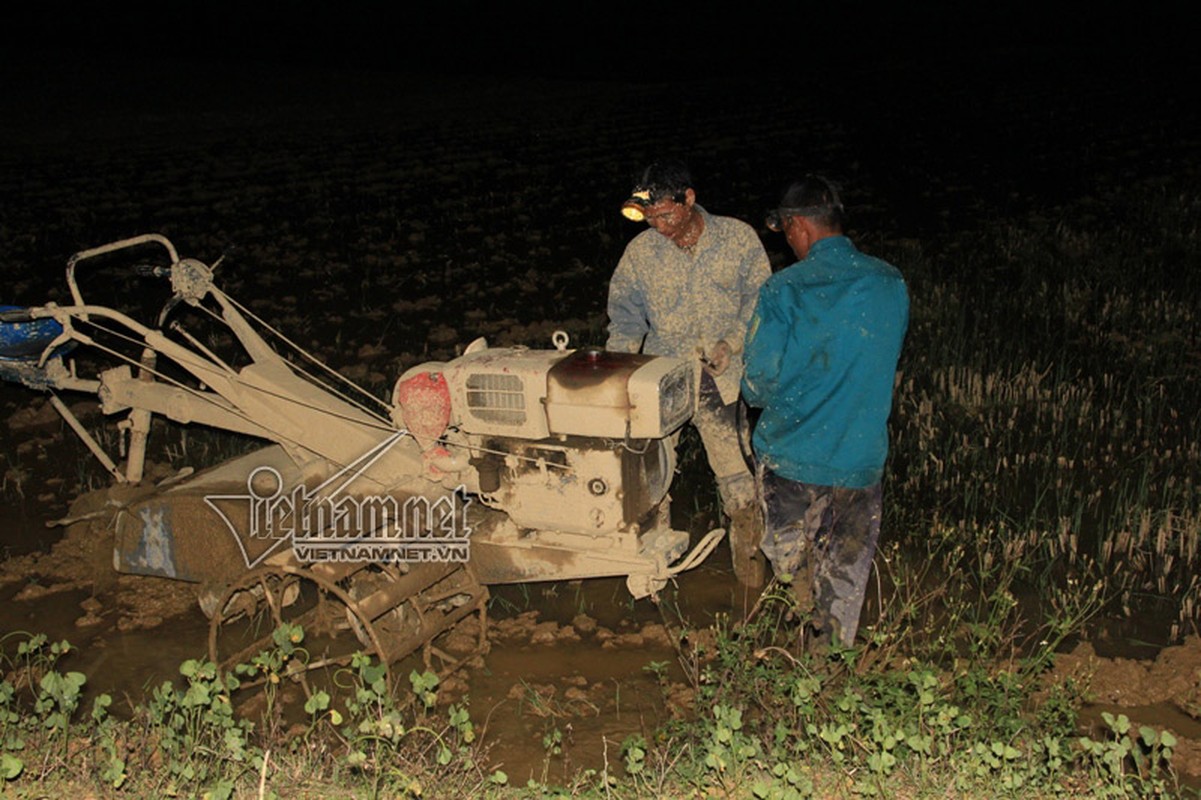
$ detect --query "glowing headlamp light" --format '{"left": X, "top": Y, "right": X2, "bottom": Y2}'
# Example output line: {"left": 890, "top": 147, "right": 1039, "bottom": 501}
{"left": 621, "top": 190, "right": 652, "bottom": 222}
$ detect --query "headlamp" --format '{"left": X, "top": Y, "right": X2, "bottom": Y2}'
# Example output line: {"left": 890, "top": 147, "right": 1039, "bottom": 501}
{"left": 621, "top": 190, "right": 652, "bottom": 222}
{"left": 765, "top": 205, "right": 835, "bottom": 232}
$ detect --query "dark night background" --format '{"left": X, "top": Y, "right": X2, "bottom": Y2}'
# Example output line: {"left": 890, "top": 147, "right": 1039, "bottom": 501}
{"left": 4, "top": 3, "right": 1196, "bottom": 207}
{"left": 1, "top": 3, "right": 1197, "bottom": 350}
{"left": 1, "top": 3, "right": 1197, "bottom": 387}
{"left": 3, "top": 3, "right": 1194, "bottom": 77}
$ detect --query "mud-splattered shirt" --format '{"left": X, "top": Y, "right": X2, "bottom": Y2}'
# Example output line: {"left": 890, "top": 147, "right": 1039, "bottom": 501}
{"left": 605, "top": 206, "right": 771, "bottom": 404}
{"left": 742, "top": 235, "right": 909, "bottom": 487}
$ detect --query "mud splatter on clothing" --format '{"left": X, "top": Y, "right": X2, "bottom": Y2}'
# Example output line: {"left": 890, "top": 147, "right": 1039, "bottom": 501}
{"left": 606, "top": 206, "right": 770, "bottom": 405}
{"left": 759, "top": 470, "right": 882, "bottom": 646}
{"left": 606, "top": 206, "right": 769, "bottom": 510}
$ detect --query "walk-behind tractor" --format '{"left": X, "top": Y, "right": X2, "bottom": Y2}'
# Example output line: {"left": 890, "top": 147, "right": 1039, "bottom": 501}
{"left": 0, "top": 234, "right": 722, "bottom": 689}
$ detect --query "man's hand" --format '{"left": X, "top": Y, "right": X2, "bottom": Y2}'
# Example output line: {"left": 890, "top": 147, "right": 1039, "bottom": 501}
{"left": 704, "top": 340, "right": 733, "bottom": 376}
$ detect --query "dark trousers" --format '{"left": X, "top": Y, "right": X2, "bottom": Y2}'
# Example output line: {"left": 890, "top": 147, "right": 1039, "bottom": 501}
{"left": 758, "top": 468, "right": 882, "bottom": 647}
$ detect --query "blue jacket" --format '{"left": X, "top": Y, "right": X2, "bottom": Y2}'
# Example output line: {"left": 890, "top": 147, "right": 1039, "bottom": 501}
{"left": 742, "top": 236, "right": 909, "bottom": 488}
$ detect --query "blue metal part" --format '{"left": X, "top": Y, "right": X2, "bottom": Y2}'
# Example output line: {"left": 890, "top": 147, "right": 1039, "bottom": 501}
{"left": 0, "top": 305, "right": 75, "bottom": 389}
{"left": 118, "top": 503, "right": 182, "bottom": 580}
{"left": 0, "top": 359, "right": 58, "bottom": 390}
{"left": 0, "top": 305, "right": 64, "bottom": 360}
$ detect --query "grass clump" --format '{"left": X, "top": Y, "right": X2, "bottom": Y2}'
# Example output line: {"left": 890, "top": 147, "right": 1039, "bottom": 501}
{"left": 3, "top": 614, "right": 1186, "bottom": 798}
{"left": 612, "top": 585, "right": 1183, "bottom": 799}
{"left": 0, "top": 629, "right": 495, "bottom": 798}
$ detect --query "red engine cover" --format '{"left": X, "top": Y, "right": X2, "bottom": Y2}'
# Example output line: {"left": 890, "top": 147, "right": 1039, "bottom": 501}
{"left": 393, "top": 371, "right": 451, "bottom": 446}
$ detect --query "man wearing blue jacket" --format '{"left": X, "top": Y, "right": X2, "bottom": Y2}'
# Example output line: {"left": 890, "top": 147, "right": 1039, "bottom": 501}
{"left": 742, "top": 176, "right": 909, "bottom": 649}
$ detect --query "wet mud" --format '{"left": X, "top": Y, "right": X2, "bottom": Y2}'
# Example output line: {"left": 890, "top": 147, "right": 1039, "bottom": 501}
{"left": 1044, "top": 637, "right": 1201, "bottom": 779}
{"left": 8, "top": 454, "right": 1201, "bottom": 782}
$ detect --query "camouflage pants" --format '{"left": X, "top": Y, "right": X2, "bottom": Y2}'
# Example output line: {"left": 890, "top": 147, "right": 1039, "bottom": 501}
{"left": 758, "top": 469, "right": 882, "bottom": 647}
{"left": 690, "top": 371, "right": 756, "bottom": 511}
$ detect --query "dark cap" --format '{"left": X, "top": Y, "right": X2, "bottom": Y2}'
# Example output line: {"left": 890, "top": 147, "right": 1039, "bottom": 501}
{"left": 765, "top": 175, "right": 845, "bottom": 231}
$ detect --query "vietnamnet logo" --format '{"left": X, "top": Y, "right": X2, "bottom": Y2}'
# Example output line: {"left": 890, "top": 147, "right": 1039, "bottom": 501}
{"left": 203, "top": 432, "right": 471, "bottom": 569}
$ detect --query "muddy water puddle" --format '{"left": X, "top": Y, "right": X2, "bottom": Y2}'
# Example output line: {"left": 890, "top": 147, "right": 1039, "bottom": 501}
{"left": 0, "top": 580, "right": 214, "bottom": 706}
{"left": 471, "top": 567, "right": 745, "bottom": 780}
{"left": 469, "top": 624, "right": 678, "bottom": 784}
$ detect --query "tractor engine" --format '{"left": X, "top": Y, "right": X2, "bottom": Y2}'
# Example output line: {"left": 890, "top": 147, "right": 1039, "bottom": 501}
{"left": 392, "top": 336, "right": 695, "bottom": 540}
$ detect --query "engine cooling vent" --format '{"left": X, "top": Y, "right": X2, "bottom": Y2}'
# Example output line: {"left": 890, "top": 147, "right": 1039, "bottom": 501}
{"left": 465, "top": 372, "right": 527, "bottom": 425}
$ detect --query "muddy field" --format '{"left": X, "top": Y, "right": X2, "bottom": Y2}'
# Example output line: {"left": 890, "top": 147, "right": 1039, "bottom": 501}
{"left": 2, "top": 49, "right": 1199, "bottom": 783}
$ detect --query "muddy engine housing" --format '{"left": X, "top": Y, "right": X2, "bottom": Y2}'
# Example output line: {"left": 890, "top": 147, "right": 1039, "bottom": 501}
{"left": 394, "top": 340, "right": 694, "bottom": 538}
